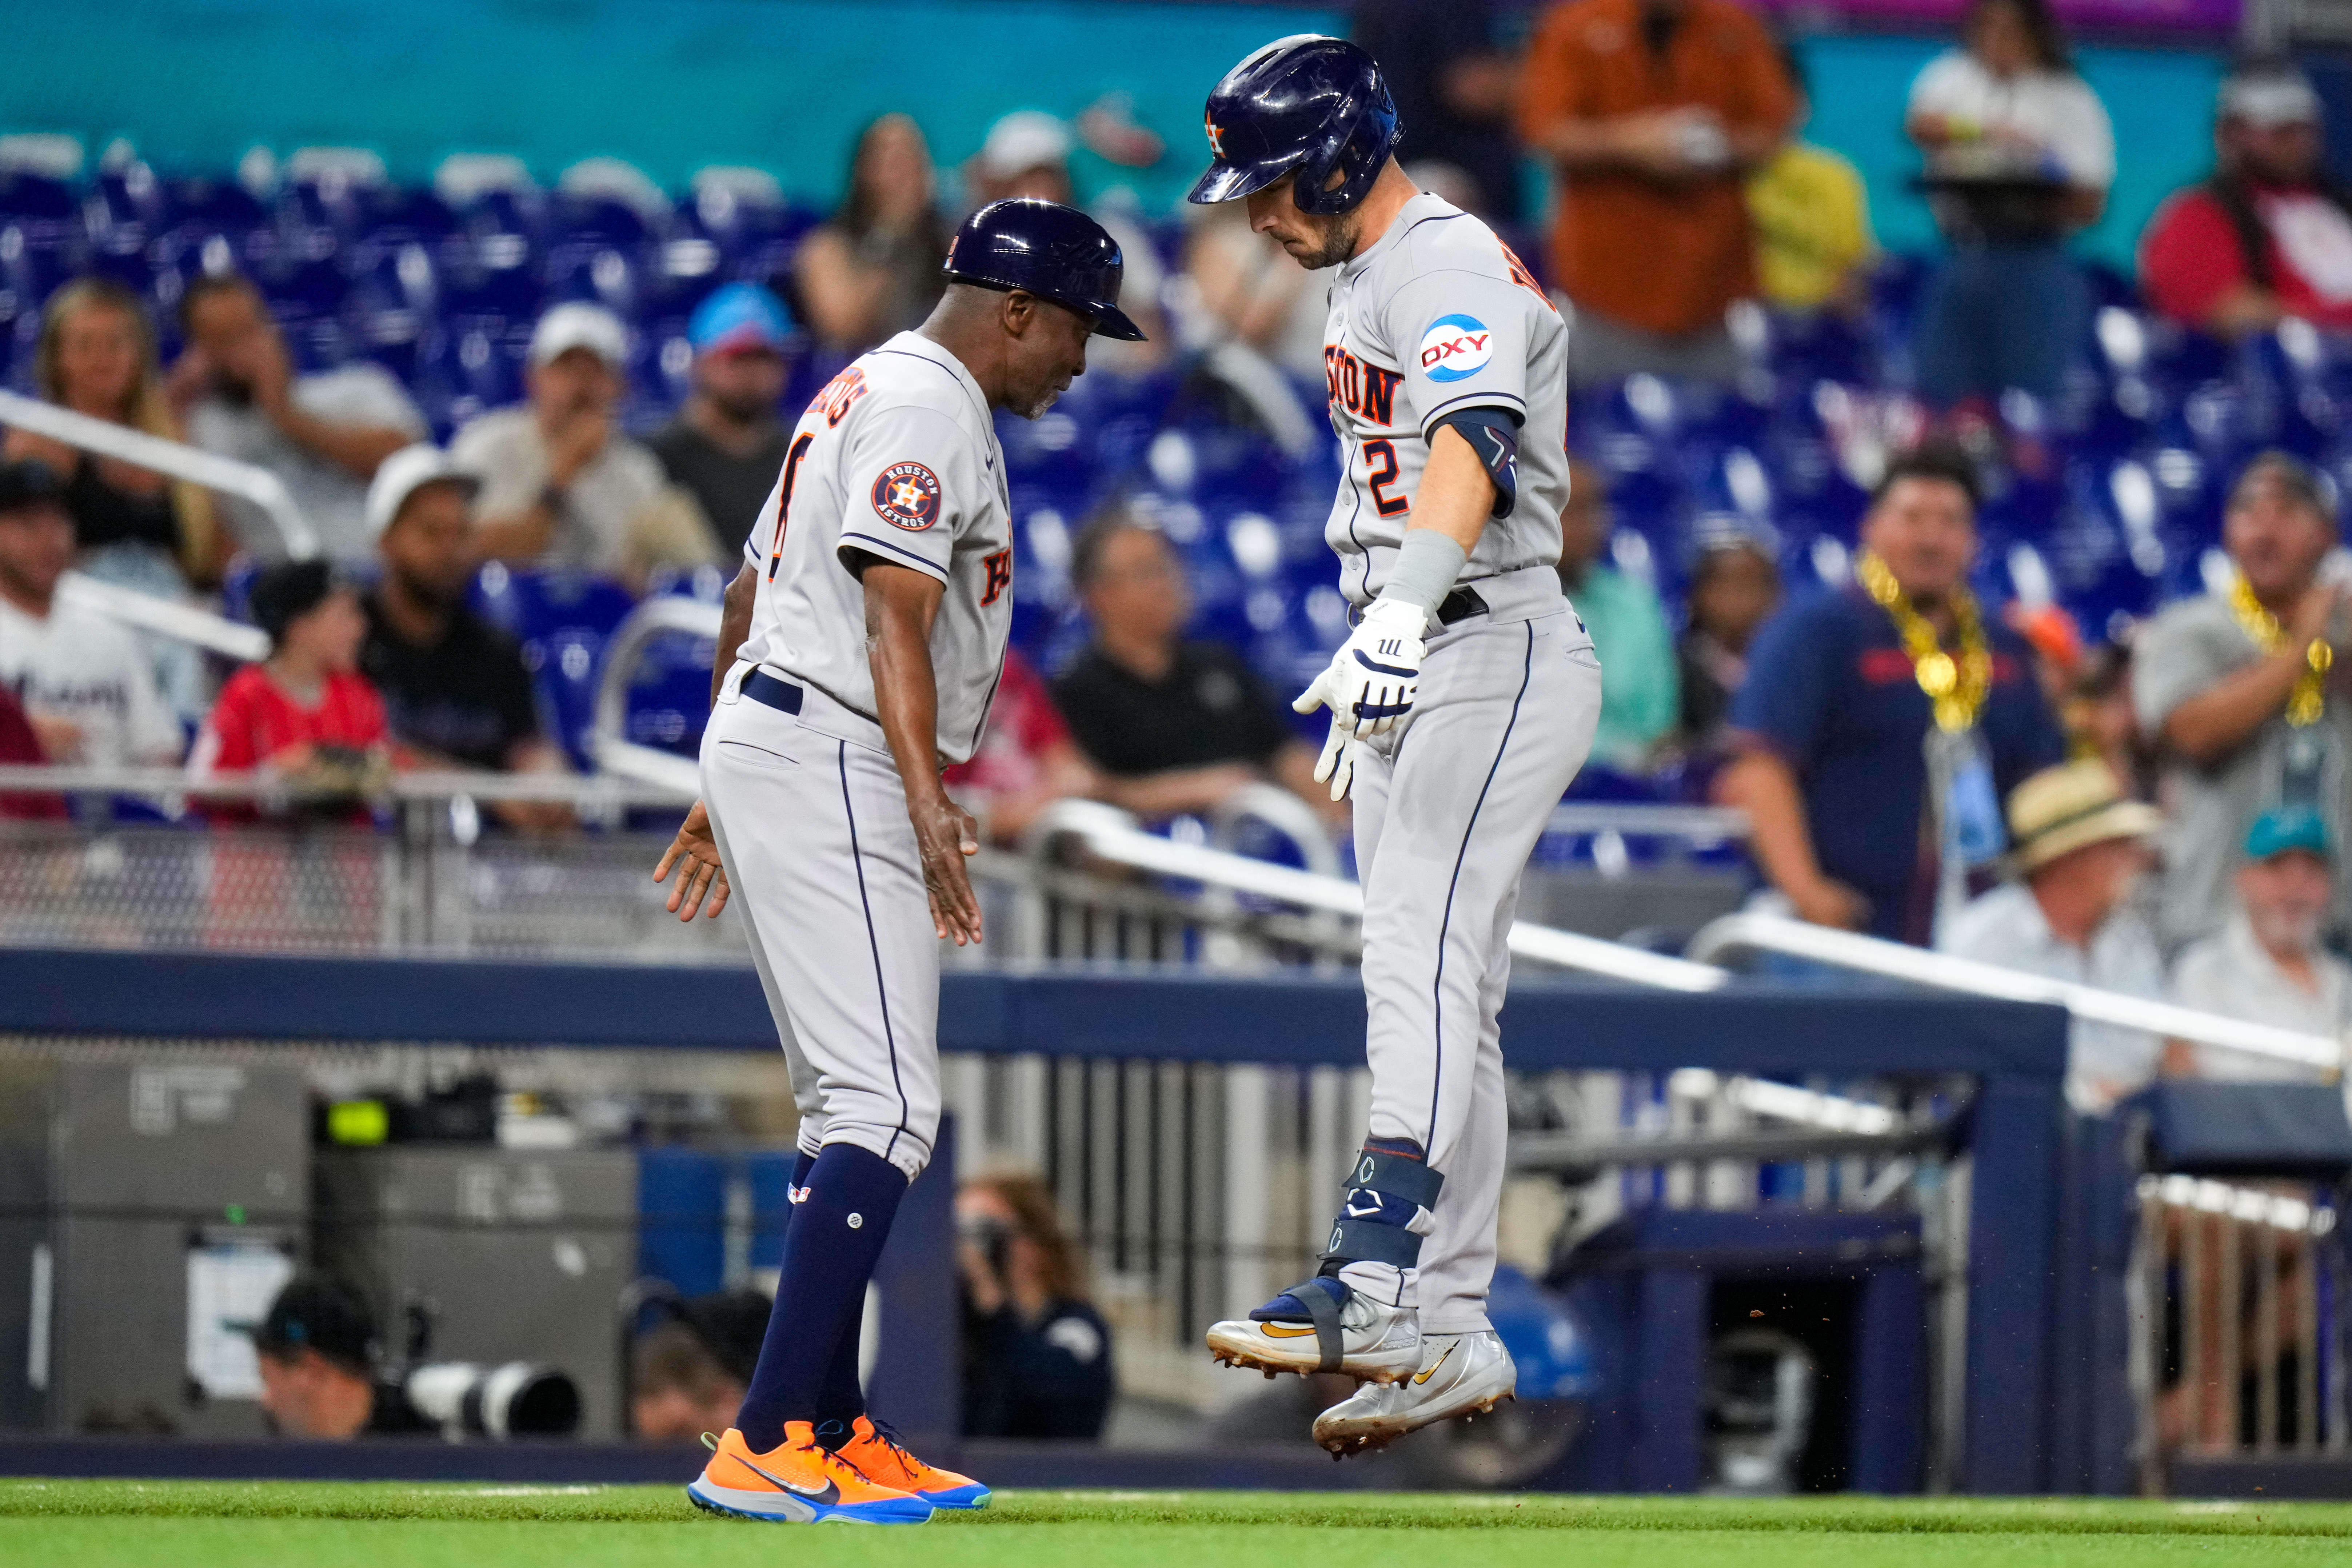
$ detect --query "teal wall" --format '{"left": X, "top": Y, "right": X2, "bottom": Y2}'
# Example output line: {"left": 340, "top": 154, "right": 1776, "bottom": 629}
{"left": 1800, "top": 33, "right": 2225, "bottom": 271}
{"left": 0, "top": 1, "right": 2221, "bottom": 267}
{"left": 0, "top": 0, "right": 1338, "bottom": 210}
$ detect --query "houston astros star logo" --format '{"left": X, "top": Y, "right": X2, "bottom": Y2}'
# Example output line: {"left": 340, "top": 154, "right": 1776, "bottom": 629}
{"left": 1205, "top": 117, "right": 1225, "bottom": 159}
{"left": 870, "top": 460, "right": 943, "bottom": 531}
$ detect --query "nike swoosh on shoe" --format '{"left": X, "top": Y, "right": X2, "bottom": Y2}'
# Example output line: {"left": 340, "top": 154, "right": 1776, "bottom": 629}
{"left": 731, "top": 1453, "right": 840, "bottom": 1504}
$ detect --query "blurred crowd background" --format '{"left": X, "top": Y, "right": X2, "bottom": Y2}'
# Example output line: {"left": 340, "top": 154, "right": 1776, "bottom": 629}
{"left": 4, "top": 0, "right": 2352, "bottom": 1113}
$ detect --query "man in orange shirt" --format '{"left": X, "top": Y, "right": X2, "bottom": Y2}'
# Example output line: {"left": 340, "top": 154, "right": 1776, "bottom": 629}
{"left": 1518, "top": 0, "right": 1794, "bottom": 386}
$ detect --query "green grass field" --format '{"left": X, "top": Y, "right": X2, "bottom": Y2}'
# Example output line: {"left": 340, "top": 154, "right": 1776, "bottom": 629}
{"left": 3, "top": 1483, "right": 2350, "bottom": 1568}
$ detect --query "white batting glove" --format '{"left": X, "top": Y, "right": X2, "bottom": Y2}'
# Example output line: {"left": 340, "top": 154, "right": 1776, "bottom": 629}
{"left": 1293, "top": 598, "right": 1426, "bottom": 740}
{"left": 1311, "top": 718, "right": 1362, "bottom": 802}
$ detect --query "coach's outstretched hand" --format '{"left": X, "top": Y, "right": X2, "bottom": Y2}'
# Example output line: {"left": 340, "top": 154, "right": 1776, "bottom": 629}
{"left": 654, "top": 799, "right": 732, "bottom": 921}
{"left": 912, "top": 789, "right": 985, "bottom": 947}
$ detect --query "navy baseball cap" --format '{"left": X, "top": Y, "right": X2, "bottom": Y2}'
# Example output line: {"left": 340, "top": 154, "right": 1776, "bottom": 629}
{"left": 688, "top": 283, "right": 794, "bottom": 356}
{"left": 945, "top": 199, "right": 1146, "bottom": 341}
{"left": 247, "top": 1273, "right": 379, "bottom": 1374}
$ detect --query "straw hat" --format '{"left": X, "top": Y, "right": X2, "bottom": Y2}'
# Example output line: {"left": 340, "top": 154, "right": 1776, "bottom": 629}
{"left": 2006, "top": 759, "right": 2164, "bottom": 875}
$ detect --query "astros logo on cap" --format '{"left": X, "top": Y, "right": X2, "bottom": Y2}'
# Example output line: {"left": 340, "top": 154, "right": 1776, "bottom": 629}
{"left": 1205, "top": 117, "right": 1226, "bottom": 159}
{"left": 871, "top": 462, "right": 943, "bottom": 531}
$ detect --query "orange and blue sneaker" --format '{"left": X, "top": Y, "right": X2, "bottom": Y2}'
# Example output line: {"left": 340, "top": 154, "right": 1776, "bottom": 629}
{"left": 831, "top": 1414, "right": 991, "bottom": 1510}
{"left": 687, "top": 1422, "right": 934, "bottom": 1524}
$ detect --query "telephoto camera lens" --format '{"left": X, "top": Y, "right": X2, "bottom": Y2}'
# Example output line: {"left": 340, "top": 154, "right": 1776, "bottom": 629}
{"left": 403, "top": 1362, "right": 581, "bottom": 1439}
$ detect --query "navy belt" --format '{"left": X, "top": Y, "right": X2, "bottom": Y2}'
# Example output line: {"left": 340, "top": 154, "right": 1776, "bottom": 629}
{"left": 1436, "top": 585, "right": 1488, "bottom": 626}
{"left": 742, "top": 670, "right": 804, "bottom": 715}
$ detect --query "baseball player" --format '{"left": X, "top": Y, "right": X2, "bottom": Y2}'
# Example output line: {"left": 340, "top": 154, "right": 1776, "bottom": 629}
{"left": 652, "top": 198, "right": 1144, "bottom": 1523}
{"left": 1188, "top": 36, "right": 1602, "bottom": 1455}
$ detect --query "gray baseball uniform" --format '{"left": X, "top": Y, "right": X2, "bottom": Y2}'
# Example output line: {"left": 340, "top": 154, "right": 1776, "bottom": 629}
{"left": 1322, "top": 193, "right": 1603, "bottom": 1334}
{"left": 703, "top": 330, "right": 1014, "bottom": 1180}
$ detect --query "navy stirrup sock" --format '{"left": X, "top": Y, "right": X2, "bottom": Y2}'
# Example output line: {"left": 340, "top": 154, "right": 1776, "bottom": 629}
{"left": 734, "top": 1144, "right": 907, "bottom": 1452}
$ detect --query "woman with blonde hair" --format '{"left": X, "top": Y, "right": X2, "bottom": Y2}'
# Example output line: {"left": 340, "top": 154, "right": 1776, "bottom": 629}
{"left": 5, "top": 276, "right": 227, "bottom": 588}
{"left": 5, "top": 277, "right": 228, "bottom": 717}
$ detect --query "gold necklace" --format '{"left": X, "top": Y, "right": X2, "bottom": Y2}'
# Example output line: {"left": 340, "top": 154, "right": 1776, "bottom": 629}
{"left": 2227, "top": 573, "right": 2331, "bottom": 728}
{"left": 1856, "top": 550, "right": 1992, "bottom": 733}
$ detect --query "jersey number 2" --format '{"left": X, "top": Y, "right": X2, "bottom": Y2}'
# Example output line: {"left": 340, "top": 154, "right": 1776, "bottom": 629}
{"left": 1363, "top": 439, "right": 1410, "bottom": 518}
{"left": 765, "top": 433, "right": 816, "bottom": 580}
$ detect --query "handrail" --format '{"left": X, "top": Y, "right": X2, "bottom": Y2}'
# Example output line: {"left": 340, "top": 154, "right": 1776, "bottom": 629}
{"left": 0, "top": 763, "right": 692, "bottom": 808}
{"left": 1545, "top": 802, "right": 1749, "bottom": 839}
{"left": 590, "top": 594, "right": 721, "bottom": 772}
{"left": 0, "top": 388, "right": 319, "bottom": 559}
{"left": 55, "top": 571, "right": 270, "bottom": 661}
{"left": 1687, "top": 910, "right": 2342, "bottom": 1072}
{"left": 1027, "top": 798, "right": 1729, "bottom": 992}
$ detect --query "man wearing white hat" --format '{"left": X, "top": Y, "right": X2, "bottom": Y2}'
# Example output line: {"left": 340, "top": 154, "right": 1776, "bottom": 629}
{"left": 358, "top": 444, "right": 568, "bottom": 826}
{"left": 2141, "top": 61, "right": 2352, "bottom": 338}
{"left": 1938, "top": 758, "right": 2168, "bottom": 1111}
{"left": 453, "top": 302, "right": 719, "bottom": 583}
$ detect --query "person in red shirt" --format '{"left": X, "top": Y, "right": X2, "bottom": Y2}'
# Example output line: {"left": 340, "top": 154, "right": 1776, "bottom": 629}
{"left": 0, "top": 685, "right": 65, "bottom": 819}
{"left": 942, "top": 649, "right": 1098, "bottom": 844}
{"left": 193, "top": 559, "right": 390, "bottom": 815}
{"left": 2140, "top": 63, "right": 2352, "bottom": 339}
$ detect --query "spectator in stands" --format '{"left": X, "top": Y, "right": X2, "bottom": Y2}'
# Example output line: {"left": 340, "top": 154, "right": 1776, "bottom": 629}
{"left": 1717, "top": 444, "right": 2065, "bottom": 943}
{"left": 359, "top": 446, "right": 568, "bottom": 829}
{"left": 1178, "top": 199, "right": 1332, "bottom": 381}
{"left": 1053, "top": 516, "right": 1335, "bottom": 822}
{"left": 962, "top": 111, "right": 1167, "bottom": 361}
{"left": 250, "top": 1274, "right": 431, "bottom": 1440}
{"left": 176, "top": 272, "right": 428, "bottom": 565}
{"left": 1677, "top": 525, "right": 1782, "bottom": 752}
{"left": 1352, "top": 0, "right": 1528, "bottom": 224}
{"left": 944, "top": 649, "right": 1100, "bottom": 845}
{"left": 2171, "top": 807, "right": 2352, "bottom": 1078}
{"left": 2140, "top": 62, "right": 2352, "bottom": 340}
{"left": 0, "top": 685, "right": 65, "bottom": 819}
{"left": 1747, "top": 39, "right": 1875, "bottom": 316}
{"left": 2135, "top": 452, "right": 2352, "bottom": 951}
{"left": 191, "top": 559, "right": 390, "bottom": 807}
{"left": 2065, "top": 638, "right": 2151, "bottom": 801}
{"left": 1940, "top": 759, "right": 2165, "bottom": 1111}
{"left": 1557, "top": 458, "right": 1677, "bottom": 769}
{"left": 1518, "top": 0, "right": 1794, "bottom": 387}
{"left": 454, "top": 303, "right": 720, "bottom": 585}
{"left": 1905, "top": 0, "right": 2113, "bottom": 405}
{"left": 0, "top": 459, "right": 183, "bottom": 769}
{"left": 795, "top": 113, "right": 953, "bottom": 355}
{"left": 648, "top": 284, "right": 797, "bottom": 559}
{"left": 4, "top": 278, "right": 227, "bottom": 590}
{"left": 630, "top": 1289, "right": 767, "bottom": 1444}
{"left": 958, "top": 1173, "right": 1114, "bottom": 1442}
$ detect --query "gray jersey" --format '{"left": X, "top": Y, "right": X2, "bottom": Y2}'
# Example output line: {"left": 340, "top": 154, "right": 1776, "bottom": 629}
{"left": 1321, "top": 193, "right": 1572, "bottom": 610}
{"left": 736, "top": 331, "right": 1014, "bottom": 767}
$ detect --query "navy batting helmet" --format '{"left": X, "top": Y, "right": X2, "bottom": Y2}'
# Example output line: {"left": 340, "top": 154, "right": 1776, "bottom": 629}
{"left": 1188, "top": 35, "right": 1401, "bottom": 215}
{"left": 943, "top": 198, "right": 1146, "bottom": 341}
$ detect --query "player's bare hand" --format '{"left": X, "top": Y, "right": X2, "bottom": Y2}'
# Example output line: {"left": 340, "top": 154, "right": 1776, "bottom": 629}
{"left": 653, "top": 799, "right": 731, "bottom": 921}
{"left": 911, "top": 791, "right": 984, "bottom": 946}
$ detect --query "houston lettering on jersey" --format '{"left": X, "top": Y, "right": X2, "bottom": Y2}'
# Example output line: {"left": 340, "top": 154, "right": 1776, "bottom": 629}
{"left": 1323, "top": 346, "right": 1403, "bottom": 428}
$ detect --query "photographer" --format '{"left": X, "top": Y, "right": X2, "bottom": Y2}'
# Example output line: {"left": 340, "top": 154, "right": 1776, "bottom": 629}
{"left": 248, "top": 1274, "right": 432, "bottom": 1440}
{"left": 630, "top": 1289, "right": 767, "bottom": 1444}
{"left": 957, "top": 1174, "right": 1113, "bottom": 1441}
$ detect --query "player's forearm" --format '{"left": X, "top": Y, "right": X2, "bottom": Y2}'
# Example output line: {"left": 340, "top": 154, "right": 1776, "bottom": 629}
{"left": 1403, "top": 426, "right": 1496, "bottom": 559}
{"left": 862, "top": 568, "right": 949, "bottom": 798}
{"left": 710, "top": 563, "right": 758, "bottom": 706}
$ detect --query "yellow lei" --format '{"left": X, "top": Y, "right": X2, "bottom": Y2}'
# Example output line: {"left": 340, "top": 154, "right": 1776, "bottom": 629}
{"left": 2227, "top": 573, "right": 2332, "bottom": 728}
{"left": 1856, "top": 550, "right": 1992, "bottom": 734}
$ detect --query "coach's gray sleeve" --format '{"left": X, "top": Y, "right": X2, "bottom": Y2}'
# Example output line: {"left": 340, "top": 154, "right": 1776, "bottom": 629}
{"left": 836, "top": 403, "right": 975, "bottom": 584}
{"left": 1386, "top": 268, "right": 1539, "bottom": 439}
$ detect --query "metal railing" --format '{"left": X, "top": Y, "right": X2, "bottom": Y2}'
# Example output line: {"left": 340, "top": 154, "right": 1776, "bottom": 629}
{"left": 2134, "top": 1173, "right": 2347, "bottom": 1480}
{"left": 0, "top": 388, "right": 319, "bottom": 559}
{"left": 1690, "top": 910, "right": 2344, "bottom": 1076}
